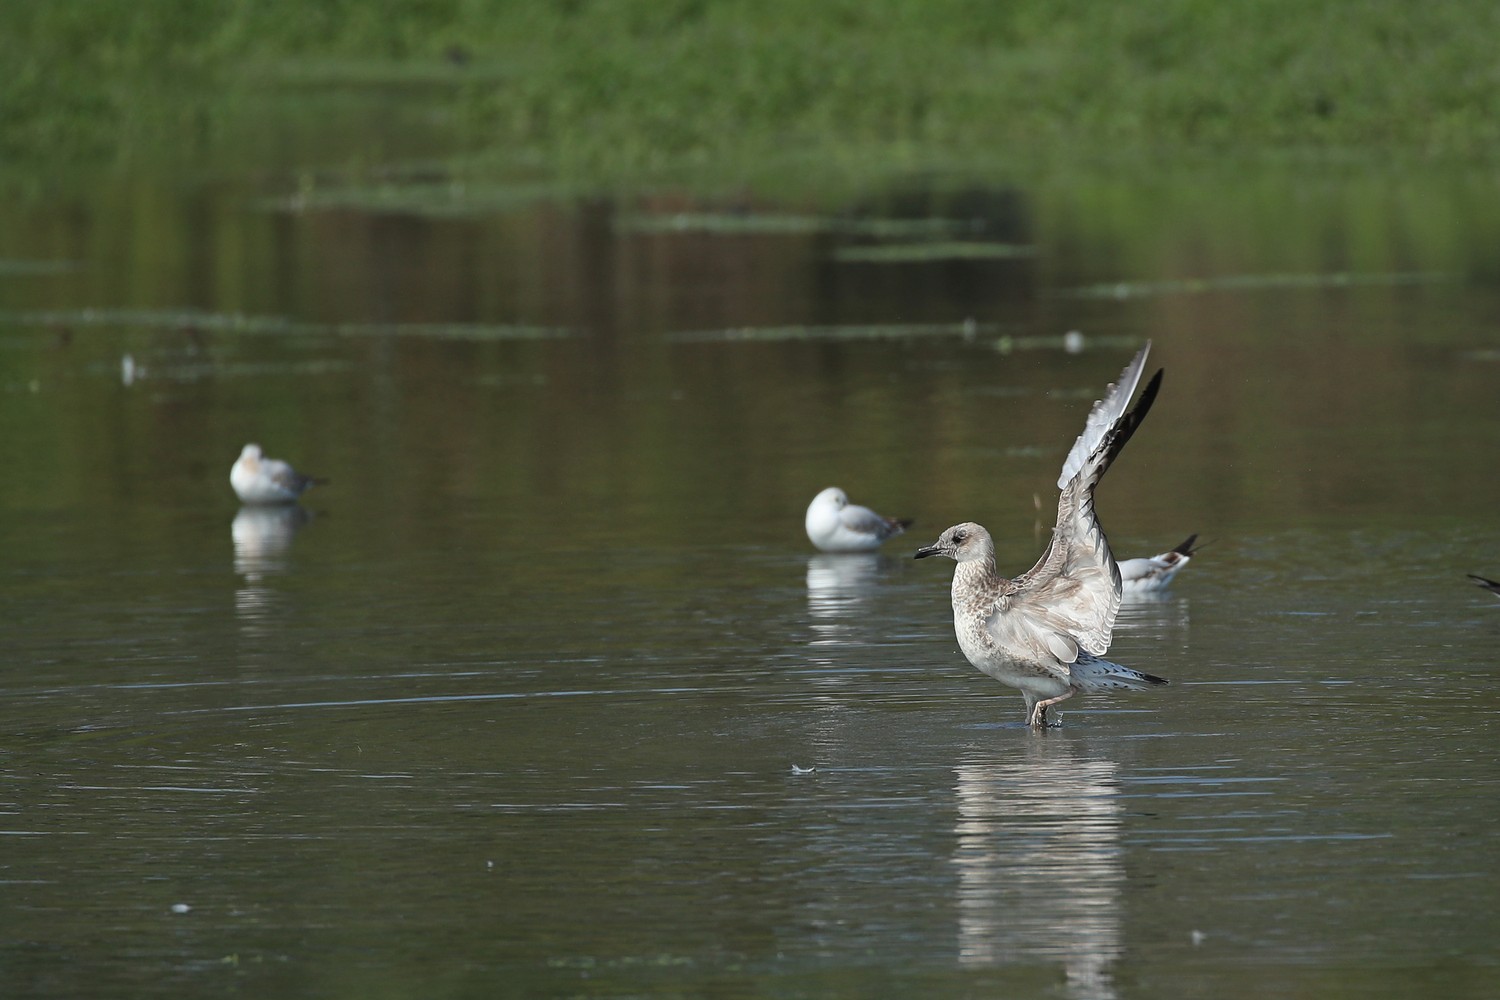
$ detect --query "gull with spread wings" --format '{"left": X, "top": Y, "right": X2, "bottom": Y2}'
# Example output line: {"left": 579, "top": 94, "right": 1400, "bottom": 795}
{"left": 915, "top": 344, "right": 1167, "bottom": 728}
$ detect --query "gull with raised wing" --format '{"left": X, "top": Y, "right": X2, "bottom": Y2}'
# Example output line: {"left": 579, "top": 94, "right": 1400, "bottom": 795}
{"left": 915, "top": 344, "right": 1167, "bottom": 728}
{"left": 230, "top": 443, "right": 325, "bottom": 505}
{"left": 1119, "top": 534, "right": 1199, "bottom": 596}
{"left": 805, "top": 487, "right": 912, "bottom": 553}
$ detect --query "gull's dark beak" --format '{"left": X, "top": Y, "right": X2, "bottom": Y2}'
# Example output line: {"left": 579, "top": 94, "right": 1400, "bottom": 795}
{"left": 913, "top": 543, "right": 942, "bottom": 560}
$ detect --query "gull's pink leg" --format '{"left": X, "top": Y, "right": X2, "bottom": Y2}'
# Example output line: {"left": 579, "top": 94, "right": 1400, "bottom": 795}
{"left": 1028, "top": 686, "right": 1078, "bottom": 728}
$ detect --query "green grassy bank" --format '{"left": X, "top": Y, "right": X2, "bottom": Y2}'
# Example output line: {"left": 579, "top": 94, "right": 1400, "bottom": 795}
{"left": 4, "top": 1, "right": 1500, "bottom": 177}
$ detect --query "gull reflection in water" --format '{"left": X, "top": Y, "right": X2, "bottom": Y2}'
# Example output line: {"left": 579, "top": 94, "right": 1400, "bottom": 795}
{"left": 953, "top": 746, "right": 1125, "bottom": 1000}
{"left": 1116, "top": 588, "right": 1191, "bottom": 641}
{"left": 232, "top": 505, "right": 310, "bottom": 627}
{"left": 806, "top": 553, "right": 884, "bottom": 633}
{"left": 803, "top": 553, "right": 891, "bottom": 749}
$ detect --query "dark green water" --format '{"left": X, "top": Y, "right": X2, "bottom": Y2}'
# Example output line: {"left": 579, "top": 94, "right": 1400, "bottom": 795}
{"left": 2, "top": 151, "right": 1499, "bottom": 998}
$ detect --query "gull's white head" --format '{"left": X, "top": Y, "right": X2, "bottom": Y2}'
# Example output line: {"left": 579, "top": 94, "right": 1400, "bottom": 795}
{"left": 812, "top": 487, "right": 849, "bottom": 511}
{"left": 240, "top": 443, "right": 264, "bottom": 463}
{"left": 913, "top": 522, "right": 993, "bottom": 563}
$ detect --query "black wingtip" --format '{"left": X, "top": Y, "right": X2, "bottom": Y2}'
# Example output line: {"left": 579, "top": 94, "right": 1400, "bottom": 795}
{"left": 1133, "top": 368, "right": 1164, "bottom": 424}
{"left": 1093, "top": 366, "right": 1164, "bottom": 480}
{"left": 1174, "top": 533, "right": 1199, "bottom": 556}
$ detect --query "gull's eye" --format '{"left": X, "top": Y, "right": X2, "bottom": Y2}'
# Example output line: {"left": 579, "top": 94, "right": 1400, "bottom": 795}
{"left": 952, "top": 530, "right": 967, "bottom": 544}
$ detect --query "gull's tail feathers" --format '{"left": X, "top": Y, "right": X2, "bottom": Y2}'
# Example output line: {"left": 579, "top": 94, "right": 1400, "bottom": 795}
{"left": 1170, "top": 534, "right": 1199, "bottom": 557}
{"left": 1070, "top": 653, "right": 1168, "bottom": 692}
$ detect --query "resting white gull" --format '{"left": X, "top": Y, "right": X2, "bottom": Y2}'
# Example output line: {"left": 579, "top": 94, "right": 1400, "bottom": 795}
{"left": 230, "top": 443, "right": 325, "bottom": 505}
{"left": 805, "top": 487, "right": 911, "bottom": 553}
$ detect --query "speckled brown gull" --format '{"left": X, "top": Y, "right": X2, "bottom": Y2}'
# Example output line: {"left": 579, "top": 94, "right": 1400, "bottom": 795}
{"left": 805, "top": 486, "right": 912, "bottom": 552}
{"left": 1119, "top": 533, "right": 1199, "bottom": 595}
{"left": 915, "top": 344, "right": 1167, "bottom": 728}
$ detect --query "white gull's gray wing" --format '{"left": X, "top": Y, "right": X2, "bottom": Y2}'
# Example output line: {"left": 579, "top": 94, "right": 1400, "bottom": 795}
{"left": 263, "top": 457, "right": 317, "bottom": 494}
{"left": 991, "top": 344, "right": 1162, "bottom": 660}
{"left": 839, "top": 502, "right": 906, "bottom": 540}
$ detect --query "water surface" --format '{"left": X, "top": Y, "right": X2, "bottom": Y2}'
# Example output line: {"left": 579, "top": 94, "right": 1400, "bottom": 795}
{"left": 2, "top": 157, "right": 1498, "bottom": 998}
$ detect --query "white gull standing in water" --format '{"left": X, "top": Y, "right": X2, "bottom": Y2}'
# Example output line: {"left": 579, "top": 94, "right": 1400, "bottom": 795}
{"left": 915, "top": 344, "right": 1167, "bottom": 728}
{"left": 805, "top": 487, "right": 912, "bottom": 553}
{"left": 230, "top": 443, "right": 325, "bottom": 505}
{"left": 1119, "top": 534, "right": 1199, "bottom": 596}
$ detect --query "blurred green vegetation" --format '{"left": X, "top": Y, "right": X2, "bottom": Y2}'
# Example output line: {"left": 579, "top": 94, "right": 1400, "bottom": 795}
{"left": 5, "top": 0, "right": 1500, "bottom": 178}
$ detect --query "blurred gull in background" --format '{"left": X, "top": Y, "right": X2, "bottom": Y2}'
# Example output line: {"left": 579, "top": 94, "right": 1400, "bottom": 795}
{"left": 230, "top": 443, "right": 325, "bottom": 505}
{"left": 1119, "top": 534, "right": 1199, "bottom": 597}
{"left": 804, "top": 486, "right": 911, "bottom": 553}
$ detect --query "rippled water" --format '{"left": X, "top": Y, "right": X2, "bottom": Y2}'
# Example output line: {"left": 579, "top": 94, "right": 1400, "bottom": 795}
{"left": 2, "top": 161, "right": 1499, "bottom": 997}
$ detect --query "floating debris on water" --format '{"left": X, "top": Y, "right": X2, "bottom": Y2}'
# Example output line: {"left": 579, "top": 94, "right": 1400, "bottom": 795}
{"left": 261, "top": 180, "right": 573, "bottom": 217}
{"left": 669, "top": 322, "right": 1005, "bottom": 344}
{"left": 993, "top": 333, "right": 1140, "bottom": 354}
{"left": 1053, "top": 270, "right": 1452, "bottom": 300}
{"left": 790, "top": 764, "right": 816, "bottom": 775}
{"left": 0, "top": 308, "right": 575, "bottom": 342}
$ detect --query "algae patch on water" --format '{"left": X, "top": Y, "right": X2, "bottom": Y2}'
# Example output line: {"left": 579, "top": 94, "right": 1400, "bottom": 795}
{"left": 261, "top": 180, "right": 577, "bottom": 218}
{"left": 833, "top": 241, "right": 1035, "bottom": 263}
{"left": 616, "top": 212, "right": 984, "bottom": 239}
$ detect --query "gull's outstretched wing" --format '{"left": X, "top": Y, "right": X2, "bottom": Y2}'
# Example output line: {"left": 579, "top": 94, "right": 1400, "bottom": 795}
{"left": 991, "top": 344, "right": 1163, "bottom": 662}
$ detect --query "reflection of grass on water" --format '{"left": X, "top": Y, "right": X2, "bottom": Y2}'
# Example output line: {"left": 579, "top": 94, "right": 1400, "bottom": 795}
{"left": 5, "top": 2, "right": 1500, "bottom": 175}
